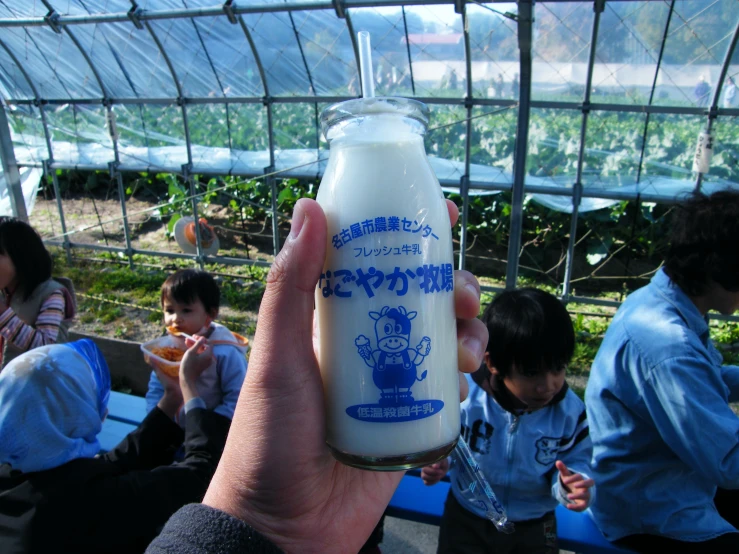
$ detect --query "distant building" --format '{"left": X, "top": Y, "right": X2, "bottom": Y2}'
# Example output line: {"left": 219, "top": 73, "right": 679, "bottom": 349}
{"left": 401, "top": 33, "right": 464, "bottom": 46}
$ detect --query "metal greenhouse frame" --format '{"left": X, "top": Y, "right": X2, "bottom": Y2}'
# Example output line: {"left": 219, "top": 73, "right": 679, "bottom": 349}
{"left": 1, "top": 0, "right": 738, "bottom": 309}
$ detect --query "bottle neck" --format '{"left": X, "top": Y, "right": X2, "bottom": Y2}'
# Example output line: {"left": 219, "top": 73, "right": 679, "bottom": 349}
{"left": 326, "top": 114, "right": 426, "bottom": 145}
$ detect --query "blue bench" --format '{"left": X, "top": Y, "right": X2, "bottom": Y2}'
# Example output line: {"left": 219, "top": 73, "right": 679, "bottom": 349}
{"left": 387, "top": 470, "right": 632, "bottom": 554}
{"left": 100, "top": 392, "right": 630, "bottom": 553}
{"left": 107, "top": 390, "right": 148, "bottom": 426}
{"left": 99, "top": 391, "right": 147, "bottom": 451}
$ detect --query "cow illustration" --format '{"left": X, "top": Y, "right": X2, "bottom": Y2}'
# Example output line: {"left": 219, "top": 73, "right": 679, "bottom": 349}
{"left": 355, "top": 306, "right": 430, "bottom": 405}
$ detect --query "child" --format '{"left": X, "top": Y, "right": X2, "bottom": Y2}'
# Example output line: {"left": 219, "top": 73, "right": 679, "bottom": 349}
{"left": 145, "top": 269, "right": 248, "bottom": 426}
{"left": 0, "top": 217, "right": 76, "bottom": 368}
{"left": 422, "top": 288, "right": 595, "bottom": 554}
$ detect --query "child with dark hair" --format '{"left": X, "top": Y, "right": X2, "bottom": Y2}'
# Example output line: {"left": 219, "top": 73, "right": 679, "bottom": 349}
{"left": 422, "top": 288, "right": 594, "bottom": 554}
{"left": 145, "top": 269, "right": 248, "bottom": 427}
{"left": 0, "top": 217, "right": 76, "bottom": 367}
{"left": 587, "top": 189, "right": 739, "bottom": 552}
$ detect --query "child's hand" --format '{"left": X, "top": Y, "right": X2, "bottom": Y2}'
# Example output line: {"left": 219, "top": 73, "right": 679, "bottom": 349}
{"left": 555, "top": 460, "right": 594, "bottom": 512}
{"left": 155, "top": 369, "right": 184, "bottom": 420}
{"left": 421, "top": 458, "right": 450, "bottom": 486}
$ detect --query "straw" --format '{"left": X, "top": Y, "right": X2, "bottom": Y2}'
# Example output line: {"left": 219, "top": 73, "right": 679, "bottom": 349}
{"left": 451, "top": 435, "right": 515, "bottom": 533}
{"left": 358, "top": 31, "right": 375, "bottom": 99}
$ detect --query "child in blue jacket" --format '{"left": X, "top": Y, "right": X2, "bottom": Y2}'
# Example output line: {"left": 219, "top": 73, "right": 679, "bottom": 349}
{"left": 422, "top": 288, "right": 594, "bottom": 554}
{"left": 146, "top": 269, "right": 248, "bottom": 427}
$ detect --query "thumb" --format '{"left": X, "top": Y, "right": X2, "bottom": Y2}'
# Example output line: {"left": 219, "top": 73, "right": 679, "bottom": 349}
{"left": 248, "top": 199, "right": 327, "bottom": 387}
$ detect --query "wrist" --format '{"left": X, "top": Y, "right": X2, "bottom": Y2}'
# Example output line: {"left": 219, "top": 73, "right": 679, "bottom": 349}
{"left": 203, "top": 480, "right": 296, "bottom": 553}
{"left": 158, "top": 391, "right": 182, "bottom": 420}
{"left": 180, "top": 377, "right": 199, "bottom": 403}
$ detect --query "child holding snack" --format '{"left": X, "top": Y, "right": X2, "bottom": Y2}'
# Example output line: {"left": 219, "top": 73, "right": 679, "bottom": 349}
{"left": 422, "top": 288, "right": 595, "bottom": 554}
{"left": 145, "top": 269, "right": 248, "bottom": 426}
{"left": 0, "top": 217, "right": 76, "bottom": 368}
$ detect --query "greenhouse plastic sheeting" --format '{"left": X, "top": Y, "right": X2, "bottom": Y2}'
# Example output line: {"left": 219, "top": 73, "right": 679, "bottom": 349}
{"left": 0, "top": 0, "right": 738, "bottom": 216}
{"left": 0, "top": 166, "right": 42, "bottom": 217}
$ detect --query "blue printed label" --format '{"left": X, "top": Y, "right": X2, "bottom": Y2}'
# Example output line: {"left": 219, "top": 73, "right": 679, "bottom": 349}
{"left": 320, "top": 263, "right": 454, "bottom": 299}
{"left": 332, "top": 215, "right": 439, "bottom": 250}
{"left": 347, "top": 400, "right": 444, "bottom": 422}
{"left": 346, "top": 305, "right": 444, "bottom": 422}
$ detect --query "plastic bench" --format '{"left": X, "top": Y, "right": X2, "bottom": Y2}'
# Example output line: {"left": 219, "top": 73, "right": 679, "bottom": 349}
{"left": 387, "top": 471, "right": 632, "bottom": 554}
{"left": 99, "top": 391, "right": 148, "bottom": 452}
{"left": 99, "top": 418, "right": 137, "bottom": 452}
{"left": 107, "top": 390, "right": 148, "bottom": 426}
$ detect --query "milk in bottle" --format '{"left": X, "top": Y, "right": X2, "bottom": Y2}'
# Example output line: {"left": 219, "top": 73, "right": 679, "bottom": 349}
{"left": 316, "top": 97, "right": 460, "bottom": 470}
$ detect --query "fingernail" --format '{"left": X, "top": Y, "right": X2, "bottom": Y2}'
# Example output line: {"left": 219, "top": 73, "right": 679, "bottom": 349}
{"left": 289, "top": 200, "right": 306, "bottom": 241}
{"left": 465, "top": 282, "right": 480, "bottom": 301}
{"left": 462, "top": 335, "right": 484, "bottom": 361}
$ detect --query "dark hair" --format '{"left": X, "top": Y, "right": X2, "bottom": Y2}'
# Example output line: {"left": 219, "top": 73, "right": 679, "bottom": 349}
{"left": 0, "top": 217, "right": 52, "bottom": 301}
{"left": 664, "top": 190, "right": 739, "bottom": 297}
{"left": 481, "top": 288, "right": 575, "bottom": 379}
{"left": 160, "top": 269, "right": 220, "bottom": 316}
{"left": 471, "top": 360, "right": 492, "bottom": 389}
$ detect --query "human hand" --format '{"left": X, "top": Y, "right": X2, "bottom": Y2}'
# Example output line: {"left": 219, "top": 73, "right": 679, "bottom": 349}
{"left": 555, "top": 460, "right": 595, "bottom": 512}
{"left": 179, "top": 336, "right": 213, "bottom": 402}
{"left": 155, "top": 369, "right": 183, "bottom": 420}
{"left": 421, "top": 457, "right": 450, "bottom": 486}
{"left": 202, "top": 198, "right": 487, "bottom": 554}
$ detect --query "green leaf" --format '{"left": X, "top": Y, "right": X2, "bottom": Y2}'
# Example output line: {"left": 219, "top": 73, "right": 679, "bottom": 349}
{"left": 168, "top": 213, "right": 182, "bottom": 235}
{"left": 168, "top": 182, "right": 185, "bottom": 198}
{"left": 277, "top": 186, "right": 296, "bottom": 205}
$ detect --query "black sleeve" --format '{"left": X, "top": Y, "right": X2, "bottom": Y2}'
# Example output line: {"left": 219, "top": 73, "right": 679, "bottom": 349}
{"left": 146, "top": 504, "right": 284, "bottom": 554}
{"left": 102, "top": 407, "right": 185, "bottom": 470}
{"left": 78, "top": 409, "right": 232, "bottom": 549}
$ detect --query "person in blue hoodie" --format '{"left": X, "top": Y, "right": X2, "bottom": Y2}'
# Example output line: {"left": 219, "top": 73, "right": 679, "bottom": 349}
{"left": 422, "top": 288, "right": 595, "bottom": 554}
{"left": 586, "top": 189, "right": 739, "bottom": 553}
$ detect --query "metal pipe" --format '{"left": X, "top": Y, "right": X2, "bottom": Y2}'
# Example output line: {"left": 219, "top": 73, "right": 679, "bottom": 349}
{"left": 0, "top": 39, "right": 55, "bottom": 162}
{"left": 109, "top": 161, "right": 134, "bottom": 268}
{"left": 6, "top": 95, "right": 731, "bottom": 117}
{"left": 457, "top": 2, "right": 473, "bottom": 270}
{"left": 401, "top": 7, "right": 417, "bottom": 96}
{"left": 562, "top": 0, "right": 604, "bottom": 302}
{"left": 17, "top": 157, "right": 701, "bottom": 204}
{"left": 0, "top": 1, "right": 465, "bottom": 29}
{"left": 142, "top": 19, "right": 193, "bottom": 165}
{"left": 238, "top": 16, "right": 270, "bottom": 97}
{"left": 43, "top": 239, "right": 272, "bottom": 267}
{"left": 636, "top": 0, "right": 674, "bottom": 185}
{"left": 181, "top": 163, "right": 205, "bottom": 268}
{"left": 45, "top": 159, "right": 71, "bottom": 263}
{"left": 265, "top": 102, "right": 279, "bottom": 256}
{"left": 694, "top": 19, "right": 739, "bottom": 190}
{"left": 0, "top": 101, "right": 27, "bottom": 220}
{"left": 189, "top": 16, "right": 234, "bottom": 150}
{"left": 504, "top": 0, "right": 532, "bottom": 289}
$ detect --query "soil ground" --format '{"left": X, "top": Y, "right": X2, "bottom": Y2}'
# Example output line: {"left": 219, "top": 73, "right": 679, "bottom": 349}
{"left": 31, "top": 193, "right": 283, "bottom": 347}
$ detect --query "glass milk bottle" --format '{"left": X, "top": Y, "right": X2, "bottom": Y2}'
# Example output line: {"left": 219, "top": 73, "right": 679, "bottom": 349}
{"left": 315, "top": 97, "right": 460, "bottom": 470}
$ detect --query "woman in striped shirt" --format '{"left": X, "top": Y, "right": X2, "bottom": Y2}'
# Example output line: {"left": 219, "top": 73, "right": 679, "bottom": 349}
{"left": 0, "top": 217, "right": 76, "bottom": 368}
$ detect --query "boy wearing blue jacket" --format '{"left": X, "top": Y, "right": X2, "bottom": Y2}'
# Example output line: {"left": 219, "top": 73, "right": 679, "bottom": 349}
{"left": 422, "top": 288, "right": 594, "bottom": 554}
